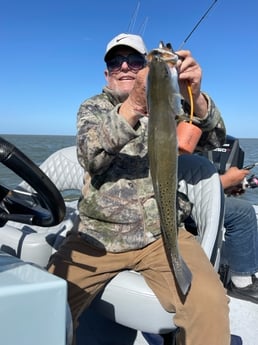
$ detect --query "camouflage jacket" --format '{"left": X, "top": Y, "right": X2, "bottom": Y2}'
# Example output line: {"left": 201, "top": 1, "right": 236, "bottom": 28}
{"left": 76, "top": 86, "right": 226, "bottom": 252}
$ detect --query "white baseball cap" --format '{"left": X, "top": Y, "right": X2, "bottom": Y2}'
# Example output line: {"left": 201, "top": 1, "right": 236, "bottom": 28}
{"left": 104, "top": 33, "right": 148, "bottom": 61}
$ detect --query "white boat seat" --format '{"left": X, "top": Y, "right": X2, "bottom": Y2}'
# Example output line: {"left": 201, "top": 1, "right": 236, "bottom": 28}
{"left": 0, "top": 146, "right": 224, "bottom": 335}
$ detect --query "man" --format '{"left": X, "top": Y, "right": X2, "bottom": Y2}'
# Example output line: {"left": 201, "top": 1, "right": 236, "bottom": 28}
{"left": 47, "top": 33, "right": 230, "bottom": 345}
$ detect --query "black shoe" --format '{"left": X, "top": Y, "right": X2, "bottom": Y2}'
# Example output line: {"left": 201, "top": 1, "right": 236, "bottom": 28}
{"left": 227, "top": 276, "right": 258, "bottom": 304}
{"left": 230, "top": 334, "right": 243, "bottom": 345}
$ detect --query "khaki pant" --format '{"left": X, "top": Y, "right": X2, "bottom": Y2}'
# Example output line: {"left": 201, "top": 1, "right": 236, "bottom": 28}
{"left": 47, "top": 228, "right": 230, "bottom": 345}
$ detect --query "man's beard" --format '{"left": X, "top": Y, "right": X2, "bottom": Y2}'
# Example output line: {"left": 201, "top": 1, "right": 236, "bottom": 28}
{"left": 106, "top": 87, "right": 129, "bottom": 103}
{"left": 116, "top": 90, "right": 129, "bottom": 102}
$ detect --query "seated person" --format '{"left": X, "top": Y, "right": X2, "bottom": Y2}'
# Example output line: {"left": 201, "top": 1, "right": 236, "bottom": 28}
{"left": 47, "top": 33, "right": 230, "bottom": 345}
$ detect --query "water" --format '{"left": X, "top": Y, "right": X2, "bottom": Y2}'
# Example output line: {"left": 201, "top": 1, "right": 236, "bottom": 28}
{"left": 0, "top": 134, "right": 76, "bottom": 189}
{"left": 1, "top": 135, "right": 258, "bottom": 205}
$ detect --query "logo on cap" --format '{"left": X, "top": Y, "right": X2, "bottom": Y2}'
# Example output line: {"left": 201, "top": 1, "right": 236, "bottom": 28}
{"left": 116, "top": 36, "right": 127, "bottom": 42}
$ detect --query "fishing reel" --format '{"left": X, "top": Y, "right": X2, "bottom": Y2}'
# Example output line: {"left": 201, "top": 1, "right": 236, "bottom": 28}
{"left": 228, "top": 175, "right": 258, "bottom": 196}
{"left": 244, "top": 175, "right": 258, "bottom": 189}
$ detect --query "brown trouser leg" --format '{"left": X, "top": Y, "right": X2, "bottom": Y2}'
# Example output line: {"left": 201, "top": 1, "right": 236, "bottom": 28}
{"left": 47, "top": 228, "right": 230, "bottom": 345}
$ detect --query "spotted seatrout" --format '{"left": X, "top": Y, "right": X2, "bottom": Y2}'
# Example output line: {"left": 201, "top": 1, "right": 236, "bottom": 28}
{"left": 147, "top": 48, "right": 192, "bottom": 295}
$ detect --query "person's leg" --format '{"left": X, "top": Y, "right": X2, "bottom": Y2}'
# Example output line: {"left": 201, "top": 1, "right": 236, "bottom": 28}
{"left": 47, "top": 232, "right": 135, "bottom": 344}
{"left": 137, "top": 228, "right": 230, "bottom": 345}
{"left": 224, "top": 197, "right": 258, "bottom": 278}
{"left": 223, "top": 197, "right": 258, "bottom": 303}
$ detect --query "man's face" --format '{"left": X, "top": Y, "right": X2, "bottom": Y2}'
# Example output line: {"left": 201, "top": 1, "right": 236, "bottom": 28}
{"left": 104, "top": 46, "right": 146, "bottom": 96}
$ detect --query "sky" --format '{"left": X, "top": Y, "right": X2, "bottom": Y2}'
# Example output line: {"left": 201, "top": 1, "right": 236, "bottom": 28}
{"left": 1, "top": 0, "right": 258, "bottom": 137}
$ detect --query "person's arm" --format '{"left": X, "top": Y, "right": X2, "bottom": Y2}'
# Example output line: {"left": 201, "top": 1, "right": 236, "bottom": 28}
{"left": 77, "top": 93, "right": 141, "bottom": 176}
{"left": 176, "top": 50, "right": 208, "bottom": 119}
{"left": 175, "top": 50, "right": 226, "bottom": 151}
{"left": 220, "top": 166, "right": 250, "bottom": 195}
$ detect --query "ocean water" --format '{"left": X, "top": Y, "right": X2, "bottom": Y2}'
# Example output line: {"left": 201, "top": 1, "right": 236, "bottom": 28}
{"left": 0, "top": 134, "right": 76, "bottom": 190}
{"left": 1, "top": 134, "right": 258, "bottom": 205}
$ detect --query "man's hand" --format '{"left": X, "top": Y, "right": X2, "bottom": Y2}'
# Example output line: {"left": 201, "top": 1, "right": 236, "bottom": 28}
{"left": 220, "top": 167, "right": 250, "bottom": 196}
{"left": 176, "top": 50, "right": 208, "bottom": 119}
{"left": 128, "top": 66, "right": 149, "bottom": 115}
{"left": 119, "top": 66, "right": 149, "bottom": 127}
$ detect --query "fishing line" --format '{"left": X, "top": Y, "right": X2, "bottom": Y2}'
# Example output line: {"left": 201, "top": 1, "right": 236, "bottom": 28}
{"left": 138, "top": 16, "right": 149, "bottom": 36}
{"left": 178, "top": 0, "right": 219, "bottom": 50}
{"left": 187, "top": 84, "right": 194, "bottom": 123}
{"left": 127, "top": 2, "right": 140, "bottom": 33}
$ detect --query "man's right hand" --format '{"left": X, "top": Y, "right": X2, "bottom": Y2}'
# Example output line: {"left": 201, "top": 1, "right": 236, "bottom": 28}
{"left": 119, "top": 67, "right": 149, "bottom": 127}
{"left": 220, "top": 166, "right": 250, "bottom": 195}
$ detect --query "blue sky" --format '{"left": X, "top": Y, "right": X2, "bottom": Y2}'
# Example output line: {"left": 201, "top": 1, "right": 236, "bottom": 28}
{"left": 1, "top": 0, "right": 257, "bottom": 137}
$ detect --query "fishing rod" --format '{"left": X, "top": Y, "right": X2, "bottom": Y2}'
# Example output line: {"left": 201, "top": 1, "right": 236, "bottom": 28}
{"left": 128, "top": 2, "right": 148, "bottom": 36}
{"left": 178, "top": 0, "right": 219, "bottom": 50}
{"left": 243, "top": 162, "right": 258, "bottom": 170}
{"left": 128, "top": 0, "right": 218, "bottom": 44}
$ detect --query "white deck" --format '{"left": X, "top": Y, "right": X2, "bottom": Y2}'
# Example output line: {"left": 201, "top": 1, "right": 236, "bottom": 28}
{"left": 229, "top": 296, "right": 258, "bottom": 345}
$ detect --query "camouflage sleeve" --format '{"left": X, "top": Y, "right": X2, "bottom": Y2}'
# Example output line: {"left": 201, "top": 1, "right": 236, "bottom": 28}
{"left": 181, "top": 92, "right": 226, "bottom": 151}
{"left": 77, "top": 94, "right": 141, "bottom": 175}
{"left": 195, "top": 93, "right": 226, "bottom": 151}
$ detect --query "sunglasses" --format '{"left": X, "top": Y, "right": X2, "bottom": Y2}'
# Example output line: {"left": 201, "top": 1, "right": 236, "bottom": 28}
{"left": 106, "top": 54, "right": 146, "bottom": 72}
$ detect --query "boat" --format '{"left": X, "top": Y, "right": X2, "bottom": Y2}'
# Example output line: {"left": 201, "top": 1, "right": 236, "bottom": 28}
{"left": 0, "top": 135, "right": 257, "bottom": 345}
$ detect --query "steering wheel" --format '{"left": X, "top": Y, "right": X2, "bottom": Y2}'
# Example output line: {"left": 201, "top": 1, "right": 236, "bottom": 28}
{"left": 0, "top": 136, "right": 66, "bottom": 227}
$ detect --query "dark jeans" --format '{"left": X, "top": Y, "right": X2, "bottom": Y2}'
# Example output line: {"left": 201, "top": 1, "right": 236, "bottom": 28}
{"left": 223, "top": 197, "right": 258, "bottom": 275}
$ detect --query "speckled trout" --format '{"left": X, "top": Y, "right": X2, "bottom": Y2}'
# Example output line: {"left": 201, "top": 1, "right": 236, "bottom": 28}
{"left": 147, "top": 52, "right": 192, "bottom": 295}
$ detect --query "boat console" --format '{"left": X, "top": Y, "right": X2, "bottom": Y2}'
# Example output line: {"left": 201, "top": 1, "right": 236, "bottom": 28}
{"left": 0, "top": 250, "right": 67, "bottom": 345}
